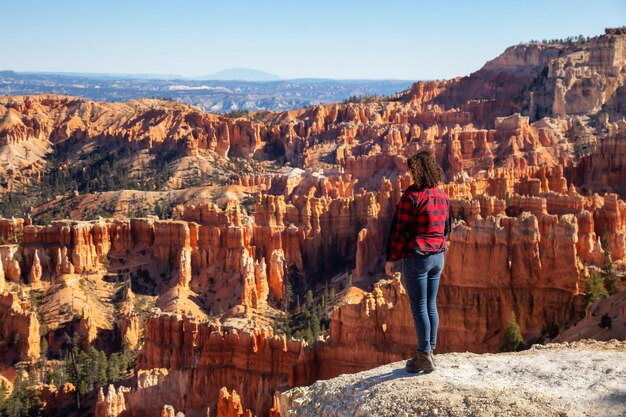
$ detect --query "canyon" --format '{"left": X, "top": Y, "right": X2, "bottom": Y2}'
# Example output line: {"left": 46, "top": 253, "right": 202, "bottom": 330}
{"left": 0, "top": 28, "right": 625, "bottom": 417}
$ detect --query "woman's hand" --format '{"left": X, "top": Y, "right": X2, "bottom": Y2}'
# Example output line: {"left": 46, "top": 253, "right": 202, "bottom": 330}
{"left": 385, "top": 261, "right": 396, "bottom": 277}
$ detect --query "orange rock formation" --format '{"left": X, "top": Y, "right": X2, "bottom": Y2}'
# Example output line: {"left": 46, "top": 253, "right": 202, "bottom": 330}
{"left": 0, "top": 292, "right": 40, "bottom": 361}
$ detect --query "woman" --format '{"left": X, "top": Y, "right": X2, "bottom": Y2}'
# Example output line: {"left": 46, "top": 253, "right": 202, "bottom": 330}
{"left": 385, "top": 150, "right": 451, "bottom": 374}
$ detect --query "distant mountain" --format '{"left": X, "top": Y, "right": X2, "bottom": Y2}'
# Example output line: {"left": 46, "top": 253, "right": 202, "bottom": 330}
{"left": 196, "top": 68, "right": 281, "bottom": 81}
{"left": 19, "top": 71, "right": 184, "bottom": 80}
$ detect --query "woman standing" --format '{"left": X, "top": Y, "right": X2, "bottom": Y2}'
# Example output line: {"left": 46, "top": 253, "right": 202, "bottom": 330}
{"left": 385, "top": 150, "right": 451, "bottom": 374}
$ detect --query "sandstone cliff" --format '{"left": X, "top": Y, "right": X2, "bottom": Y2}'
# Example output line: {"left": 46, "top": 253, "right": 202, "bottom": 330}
{"left": 129, "top": 314, "right": 303, "bottom": 416}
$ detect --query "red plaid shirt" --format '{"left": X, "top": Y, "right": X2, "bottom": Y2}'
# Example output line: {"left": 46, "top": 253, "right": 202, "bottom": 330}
{"left": 386, "top": 185, "right": 451, "bottom": 261}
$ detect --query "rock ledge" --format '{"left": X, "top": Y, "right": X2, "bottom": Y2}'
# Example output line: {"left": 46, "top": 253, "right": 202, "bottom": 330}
{"left": 279, "top": 340, "right": 626, "bottom": 417}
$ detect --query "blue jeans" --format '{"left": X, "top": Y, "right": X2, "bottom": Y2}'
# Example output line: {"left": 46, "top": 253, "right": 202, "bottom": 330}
{"left": 401, "top": 251, "right": 444, "bottom": 353}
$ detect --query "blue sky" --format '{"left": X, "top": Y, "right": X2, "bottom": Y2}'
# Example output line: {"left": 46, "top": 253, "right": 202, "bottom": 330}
{"left": 2, "top": 0, "right": 624, "bottom": 80}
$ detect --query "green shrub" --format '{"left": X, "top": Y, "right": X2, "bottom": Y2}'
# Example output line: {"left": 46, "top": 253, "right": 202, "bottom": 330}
{"left": 584, "top": 273, "right": 609, "bottom": 307}
{"left": 599, "top": 313, "right": 612, "bottom": 329}
{"left": 501, "top": 312, "right": 524, "bottom": 352}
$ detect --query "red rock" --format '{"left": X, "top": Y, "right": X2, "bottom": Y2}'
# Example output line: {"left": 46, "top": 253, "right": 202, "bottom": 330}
{"left": 0, "top": 292, "right": 40, "bottom": 361}
{"left": 217, "top": 387, "right": 255, "bottom": 417}
{"left": 177, "top": 247, "right": 192, "bottom": 288}
{"left": 75, "top": 305, "right": 98, "bottom": 348}
{"left": 95, "top": 385, "right": 128, "bottom": 417}
{"left": 119, "top": 308, "right": 140, "bottom": 351}
{"left": 132, "top": 315, "right": 304, "bottom": 416}
{"left": 161, "top": 405, "right": 176, "bottom": 417}
{"left": 28, "top": 249, "right": 42, "bottom": 285}
{"left": 39, "top": 383, "right": 76, "bottom": 413}
{"left": 0, "top": 218, "right": 24, "bottom": 245}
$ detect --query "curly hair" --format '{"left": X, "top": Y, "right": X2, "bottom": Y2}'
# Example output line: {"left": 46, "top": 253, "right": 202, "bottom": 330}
{"left": 407, "top": 150, "right": 444, "bottom": 189}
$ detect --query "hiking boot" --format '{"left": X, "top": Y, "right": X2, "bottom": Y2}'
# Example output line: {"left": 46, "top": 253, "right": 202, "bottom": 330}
{"left": 429, "top": 350, "right": 436, "bottom": 368}
{"left": 405, "top": 349, "right": 435, "bottom": 374}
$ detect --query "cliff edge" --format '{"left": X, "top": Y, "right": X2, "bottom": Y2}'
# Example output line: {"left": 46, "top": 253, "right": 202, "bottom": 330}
{"left": 279, "top": 340, "right": 626, "bottom": 417}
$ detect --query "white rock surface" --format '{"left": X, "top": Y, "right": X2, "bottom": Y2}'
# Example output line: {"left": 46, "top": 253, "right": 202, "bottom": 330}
{"left": 280, "top": 340, "right": 626, "bottom": 417}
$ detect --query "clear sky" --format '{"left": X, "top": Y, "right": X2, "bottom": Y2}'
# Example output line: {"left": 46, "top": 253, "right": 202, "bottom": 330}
{"left": 2, "top": 0, "right": 624, "bottom": 80}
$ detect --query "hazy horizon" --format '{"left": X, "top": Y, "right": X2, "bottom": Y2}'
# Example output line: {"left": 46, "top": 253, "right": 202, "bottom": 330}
{"left": 2, "top": 0, "right": 625, "bottom": 80}
{"left": 8, "top": 68, "right": 417, "bottom": 81}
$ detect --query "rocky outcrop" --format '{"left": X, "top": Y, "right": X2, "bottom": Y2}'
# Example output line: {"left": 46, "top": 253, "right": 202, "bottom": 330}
{"left": 252, "top": 188, "right": 395, "bottom": 282}
{"left": 161, "top": 405, "right": 176, "bottom": 417}
{"left": 95, "top": 385, "right": 128, "bottom": 417}
{"left": 544, "top": 34, "right": 626, "bottom": 117}
{"left": 177, "top": 247, "right": 192, "bottom": 288}
{"left": 75, "top": 305, "right": 98, "bottom": 348}
{"left": 39, "top": 382, "right": 76, "bottom": 414}
{"left": 119, "top": 308, "right": 140, "bottom": 351}
{"left": 432, "top": 32, "right": 626, "bottom": 124}
{"left": 0, "top": 218, "right": 24, "bottom": 245}
{"left": 28, "top": 249, "right": 42, "bottom": 285}
{"left": 217, "top": 387, "right": 255, "bottom": 417}
{"left": 0, "top": 292, "right": 40, "bottom": 361}
{"left": 3, "top": 212, "right": 271, "bottom": 312}
{"left": 0, "top": 244, "right": 23, "bottom": 282}
{"left": 54, "top": 246, "right": 75, "bottom": 275}
{"left": 279, "top": 341, "right": 626, "bottom": 417}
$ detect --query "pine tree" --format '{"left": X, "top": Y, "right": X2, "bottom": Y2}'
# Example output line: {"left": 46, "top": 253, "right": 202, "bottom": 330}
{"left": 45, "top": 365, "right": 63, "bottom": 386}
{"left": 283, "top": 281, "right": 293, "bottom": 312}
{"left": 95, "top": 349, "right": 108, "bottom": 388}
{"left": 501, "top": 311, "right": 524, "bottom": 352}
{"left": 305, "top": 289, "right": 313, "bottom": 308}
{"left": 107, "top": 353, "right": 122, "bottom": 382}
{"left": 71, "top": 333, "right": 80, "bottom": 357}
{"left": 303, "top": 326, "right": 313, "bottom": 343}
{"left": 120, "top": 345, "right": 134, "bottom": 374}
{"left": 602, "top": 253, "right": 622, "bottom": 296}
{"left": 272, "top": 316, "right": 279, "bottom": 336}
{"left": 585, "top": 273, "right": 609, "bottom": 307}
{"left": 311, "top": 309, "right": 321, "bottom": 339}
